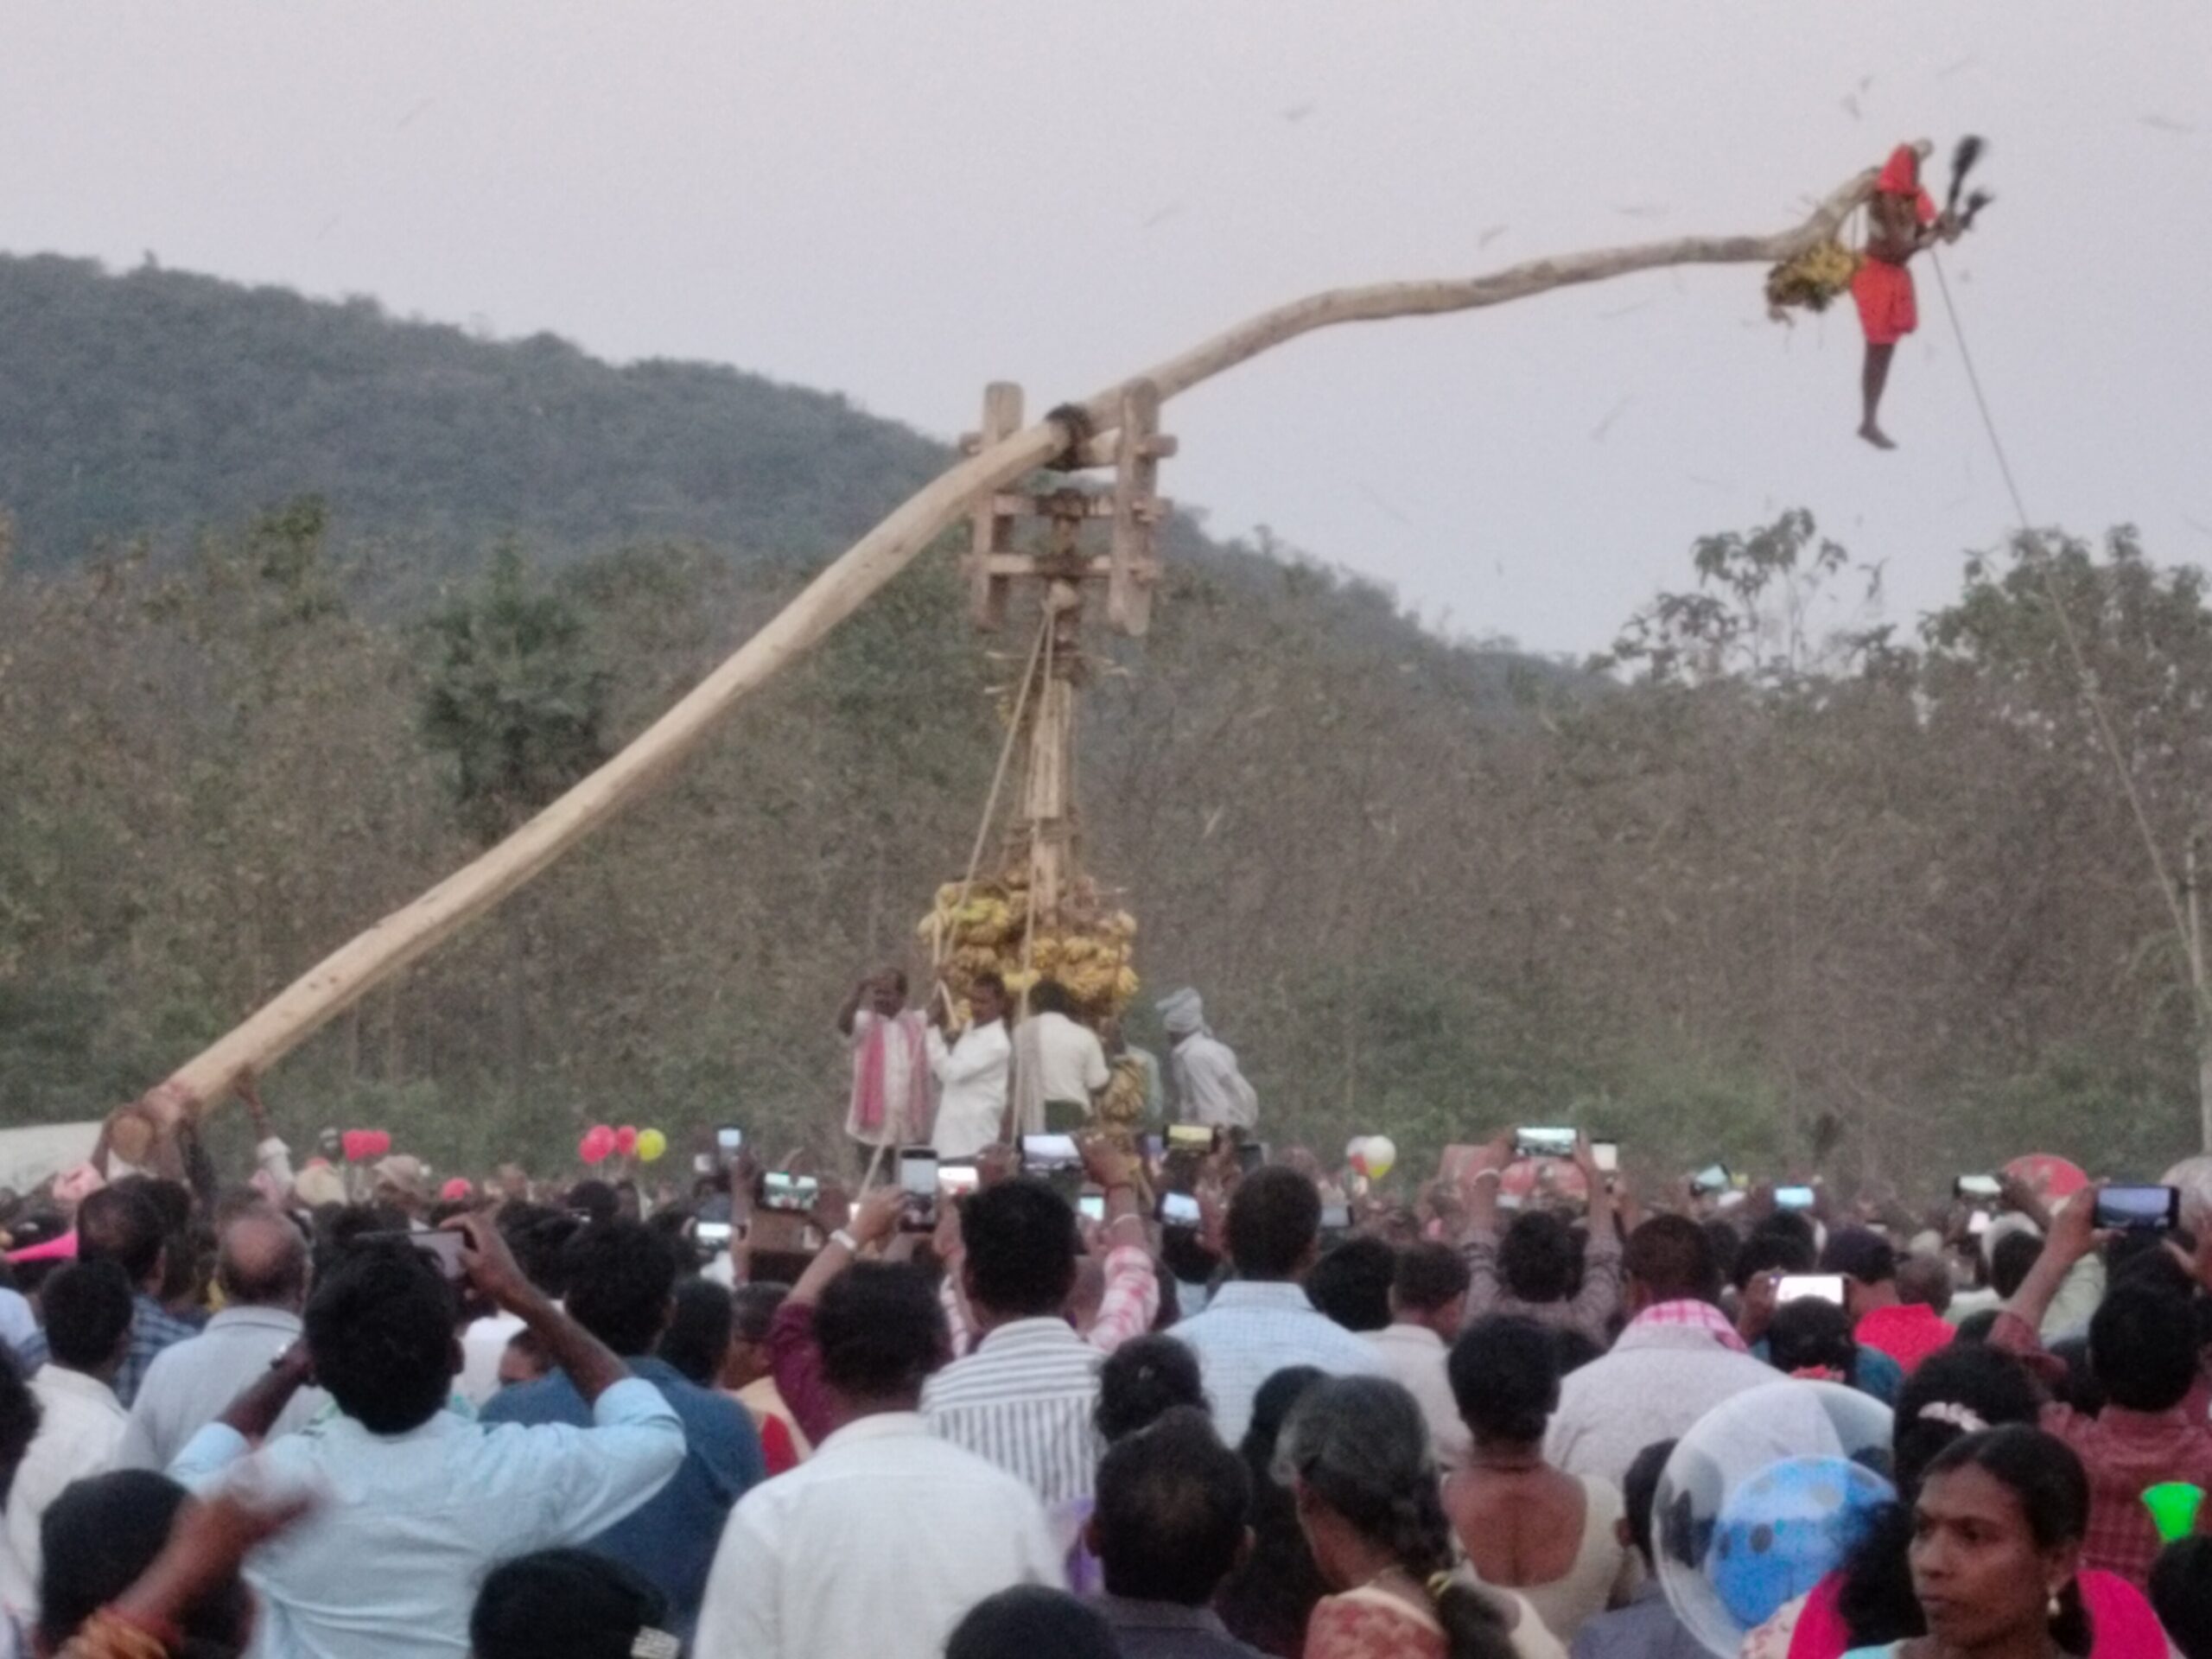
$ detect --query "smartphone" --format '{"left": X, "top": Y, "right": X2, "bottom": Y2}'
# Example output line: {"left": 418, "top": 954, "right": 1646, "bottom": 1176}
{"left": 1319, "top": 1202, "right": 1351, "bottom": 1234}
{"left": 696, "top": 1219, "right": 733, "bottom": 1250}
{"left": 1776, "top": 1273, "right": 1846, "bottom": 1306}
{"left": 1690, "top": 1162, "right": 1731, "bottom": 1195}
{"left": 2094, "top": 1185, "right": 2180, "bottom": 1231}
{"left": 692, "top": 1153, "right": 715, "bottom": 1177}
{"left": 1158, "top": 1191, "right": 1202, "bottom": 1228}
{"left": 411, "top": 1230, "right": 466, "bottom": 1283}
{"left": 1516, "top": 1127, "right": 1576, "bottom": 1160}
{"left": 1955, "top": 1174, "right": 2002, "bottom": 1201}
{"left": 938, "top": 1164, "right": 980, "bottom": 1198}
{"left": 898, "top": 1147, "right": 939, "bottom": 1231}
{"left": 1141, "top": 1134, "right": 1164, "bottom": 1164}
{"left": 1166, "top": 1124, "right": 1219, "bottom": 1154}
{"left": 1590, "top": 1140, "right": 1620, "bottom": 1175}
{"left": 1020, "top": 1134, "right": 1082, "bottom": 1171}
{"left": 760, "top": 1172, "right": 821, "bottom": 1213}
{"left": 1078, "top": 1193, "right": 1107, "bottom": 1223}
{"left": 1774, "top": 1185, "right": 1816, "bottom": 1211}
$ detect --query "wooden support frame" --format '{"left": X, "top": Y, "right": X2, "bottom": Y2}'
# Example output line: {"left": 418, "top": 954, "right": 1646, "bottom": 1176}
{"left": 1108, "top": 378, "right": 1165, "bottom": 636}
{"left": 961, "top": 381, "right": 1025, "bottom": 630}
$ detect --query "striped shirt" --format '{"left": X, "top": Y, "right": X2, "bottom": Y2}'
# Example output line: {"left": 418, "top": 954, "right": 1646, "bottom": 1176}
{"left": 1171, "top": 1281, "right": 1389, "bottom": 1445}
{"left": 922, "top": 1317, "right": 1103, "bottom": 1506}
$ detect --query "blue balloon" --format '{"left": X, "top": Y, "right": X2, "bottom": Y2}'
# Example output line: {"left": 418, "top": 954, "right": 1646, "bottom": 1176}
{"left": 1707, "top": 1455, "right": 1891, "bottom": 1628}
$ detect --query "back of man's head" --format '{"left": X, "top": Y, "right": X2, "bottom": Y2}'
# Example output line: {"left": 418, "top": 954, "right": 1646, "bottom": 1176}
{"left": 560, "top": 1221, "right": 678, "bottom": 1358}
{"left": 1498, "top": 1210, "right": 1580, "bottom": 1304}
{"left": 216, "top": 1211, "right": 309, "bottom": 1310}
{"left": 1093, "top": 1407, "right": 1251, "bottom": 1607}
{"left": 1624, "top": 1214, "right": 1721, "bottom": 1306}
{"left": 1896, "top": 1253, "right": 1953, "bottom": 1314}
{"left": 1620, "top": 1438, "right": 1676, "bottom": 1572}
{"left": 41, "top": 1262, "right": 134, "bottom": 1374}
{"left": 498, "top": 1204, "right": 582, "bottom": 1300}
{"left": 304, "top": 1240, "right": 456, "bottom": 1434}
{"left": 1224, "top": 1167, "right": 1321, "bottom": 1281}
{"left": 816, "top": 1262, "right": 947, "bottom": 1405}
{"left": 1304, "top": 1236, "right": 1395, "bottom": 1332}
{"left": 74, "top": 1187, "right": 165, "bottom": 1291}
{"left": 1732, "top": 1226, "right": 1817, "bottom": 1290}
{"left": 1989, "top": 1230, "right": 2044, "bottom": 1300}
{"left": 731, "top": 1282, "right": 790, "bottom": 1345}
{"left": 1394, "top": 1242, "right": 1471, "bottom": 1319}
{"left": 960, "top": 1179, "right": 1080, "bottom": 1319}
{"left": 2151, "top": 1537, "right": 2212, "bottom": 1659}
{"left": 2089, "top": 1282, "right": 2198, "bottom": 1413}
{"left": 1821, "top": 1227, "right": 1897, "bottom": 1288}
{"left": 40, "top": 1471, "right": 251, "bottom": 1656}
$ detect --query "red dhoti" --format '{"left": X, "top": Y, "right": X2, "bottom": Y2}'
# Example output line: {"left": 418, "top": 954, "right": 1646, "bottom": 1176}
{"left": 1852, "top": 257, "right": 1917, "bottom": 345}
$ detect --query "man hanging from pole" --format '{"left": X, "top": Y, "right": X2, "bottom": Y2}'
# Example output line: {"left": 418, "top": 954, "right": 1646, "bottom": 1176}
{"left": 1853, "top": 142, "right": 1968, "bottom": 449}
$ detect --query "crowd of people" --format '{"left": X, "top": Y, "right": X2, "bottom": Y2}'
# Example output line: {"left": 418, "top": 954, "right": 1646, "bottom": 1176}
{"left": 0, "top": 993, "right": 2206, "bottom": 1659}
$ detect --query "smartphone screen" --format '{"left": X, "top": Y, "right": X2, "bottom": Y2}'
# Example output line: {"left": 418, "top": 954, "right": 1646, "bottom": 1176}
{"left": 1020, "top": 1134, "right": 1081, "bottom": 1170}
{"left": 1158, "top": 1192, "right": 1202, "bottom": 1227}
{"left": 1141, "top": 1134, "right": 1164, "bottom": 1164}
{"left": 1319, "top": 1202, "right": 1351, "bottom": 1232}
{"left": 1776, "top": 1274, "right": 1846, "bottom": 1306}
{"left": 1516, "top": 1127, "right": 1576, "bottom": 1160}
{"left": 1955, "top": 1173, "right": 2002, "bottom": 1201}
{"left": 761, "top": 1172, "right": 820, "bottom": 1212}
{"left": 938, "top": 1164, "right": 980, "bottom": 1198}
{"left": 1077, "top": 1193, "right": 1107, "bottom": 1223}
{"left": 1590, "top": 1140, "right": 1620, "bottom": 1174}
{"left": 1691, "top": 1163, "right": 1731, "bottom": 1194}
{"left": 898, "top": 1147, "right": 939, "bottom": 1230}
{"left": 2094, "top": 1185, "right": 2179, "bottom": 1230}
{"left": 1166, "top": 1124, "right": 1218, "bottom": 1153}
{"left": 412, "top": 1230, "right": 466, "bottom": 1282}
{"left": 1236, "top": 1141, "right": 1267, "bottom": 1175}
{"left": 1774, "top": 1185, "right": 1816, "bottom": 1211}
{"left": 695, "top": 1220, "right": 733, "bottom": 1249}
{"left": 716, "top": 1126, "right": 744, "bottom": 1153}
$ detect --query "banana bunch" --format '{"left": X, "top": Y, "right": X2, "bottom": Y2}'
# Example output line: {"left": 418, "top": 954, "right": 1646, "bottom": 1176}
{"left": 1764, "top": 240, "right": 1860, "bottom": 315}
{"left": 917, "top": 872, "right": 1141, "bottom": 1022}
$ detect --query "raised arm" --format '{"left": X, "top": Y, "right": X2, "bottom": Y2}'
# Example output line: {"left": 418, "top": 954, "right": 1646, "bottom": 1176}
{"left": 453, "top": 1212, "right": 627, "bottom": 1406}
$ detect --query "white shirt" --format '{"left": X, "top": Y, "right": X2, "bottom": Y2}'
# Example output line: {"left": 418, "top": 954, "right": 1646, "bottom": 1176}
{"left": 1169, "top": 1031, "right": 1259, "bottom": 1130}
{"left": 1170, "top": 1281, "right": 1389, "bottom": 1445}
{"left": 456, "top": 1311, "right": 527, "bottom": 1408}
{"left": 926, "top": 1019, "right": 1012, "bottom": 1159}
{"left": 922, "top": 1317, "right": 1103, "bottom": 1505}
{"left": 1368, "top": 1323, "right": 1471, "bottom": 1471}
{"left": 1545, "top": 1324, "right": 1777, "bottom": 1490}
{"left": 695, "top": 1411, "right": 1063, "bottom": 1659}
{"left": 6, "top": 1366, "right": 128, "bottom": 1593}
{"left": 847, "top": 1008, "right": 932, "bottom": 1147}
{"left": 173, "top": 1375, "right": 684, "bottom": 1659}
{"left": 116, "top": 1306, "right": 327, "bottom": 1473}
{"left": 1008, "top": 1012, "right": 1109, "bottom": 1134}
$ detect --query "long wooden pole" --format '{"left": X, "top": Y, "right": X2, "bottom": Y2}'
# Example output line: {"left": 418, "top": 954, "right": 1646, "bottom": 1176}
{"left": 143, "top": 156, "right": 1893, "bottom": 1126}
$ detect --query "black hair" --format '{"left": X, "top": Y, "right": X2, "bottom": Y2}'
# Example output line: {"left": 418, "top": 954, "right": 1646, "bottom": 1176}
{"left": 1498, "top": 1210, "right": 1580, "bottom": 1304}
{"left": 303, "top": 1238, "right": 456, "bottom": 1434}
{"left": 1159, "top": 1224, "right": 1222, "bottom": 1289}
{"left": 1305, "top": 1236, "right": 1395, "bottom": 1333}
{"left": 960, "top": 1179, "right": 1080, "bottom": 1319}
{"left": 566, "top": 1180, "right": 619, "bottom": 1227}
{"left": 1448, "top": 1315, "right": 1559, "bottom": 1445}
{"left": 74, "top": 1185, "right": 166, "bottom": 1287}
{"left": 499, "top": 1203, "right": 582, "bottom": 1298}
{"left": 560, "top": 1221, "right": 678, "bottom": 1358}
{"left": 970, "top": 969, "right": 1007, "bottom": 1002}
{"left": 40, "top": 1471, "right": 251, "bottom": 1654}
{"left": 308, "top": 1202, "right": 413, "bottom": 1287}
{"left": 1274, "top": 1376, "right": 1515, "bottom": 1659}
{"left": 1838, "top": 1343, "right": 2043, "bottom": 1648}
{"left": 1918, "top": 1427, "right": 2093, "bottom": 1656}
{"left": 1224, "top": 1166, "right": 1321, "bottom": 1280}
{"left": 1621, "top": 1439, "right": 1676, "bottom": 1569}
{"left": 731, "top": 1281, "right": 790, "bottom": 1344}
{"left": 41, "top": 1260, "right": 135, "bottom": 1372}
{"left": 1551, "top": 1325, "right": 1605, "bottom": 1376}
{"left": 815, "top": 1261, "right": 946, "bottom": 1402}
{"left": 1700, "top": 1217, "right": 1743, "bottom": 1282}
{"left": 657, "top": 1275, "right": 734, "bottom": 1386}
{"left": 1217, "top": 1366, "right": 1330, "bottom": 1656}
{"left": 2088, "top": 1282, "right": 2197, "bottom": 1412}
{"left": 1767, "top": 1297, "right": 1859, "bottom": 1382}
{"left": 1096, "top": 1334, "right": 1206, "bottom": 1442}
{"left": 1395, "top": 1242, "right": 1471, "bottom": 1313}
{"left": 0, "top": 1346, "right": 40, "bottom": 1510}
{"left": 1988, "top": 1230, "right": 2044, "bottom": 1299}
{"left": 2151, "top": 1538, "right": 2212, "bottom": 1659}
{"left": 1732, "top": 1226, "right": 1818, "bottom": 1288}
{"left": 470, "top": 1548, "right": 671, "bottom": 1659}
{"left": 947, "top": 1586, "right": 1116, "bottom": 1659}
{"left": 1095, "top": 1406, "right": 1251, "bottom": 1605}
{"left": 1822, "top": 1226, "right": 1898, "bottom": 1287}
{"left": 1625, "top": 1215, "right": 1722, "bottom": 1305}
{"left": 1896, "top": 1254, "right": 1954, "bottom": 1314}
{"left": 1951, "top": 1307, "right": 2001, "bottom": 1344}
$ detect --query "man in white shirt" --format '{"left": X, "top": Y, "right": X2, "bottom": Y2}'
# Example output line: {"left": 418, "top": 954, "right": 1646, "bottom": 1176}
{"left": 1368, "top": 1242, "right": 1473, "bottom": 1471}
{"left": 6, "top": 1261, "right": 134, "bottom": 1593}
{"left": 696, "top": 1255, "right": 1063, "bottom": 1659}
{"left": 1170, "top": 1167, "right": 1385, "bottom": 1444}
{"left": 173, "top": 1215, "right": 684, "bottom": 1659}
{"left": 1546, "top": 1215, "right": 1776, "bottom": 1489}
{"left": 839, "top": 969, "right": 936, "bottom": 1153}
{"left": 928, "top": 971, "right": 1014, "bottom": 1160}
{"left": 1008, "top": 980, "right": 1109, "bottom": 1137}
{"left": 117, "top": 1209, "right": 326, "bottom": 1471}
{"left": 1157, "top": 988, "right": 1259, "bottom": 1133}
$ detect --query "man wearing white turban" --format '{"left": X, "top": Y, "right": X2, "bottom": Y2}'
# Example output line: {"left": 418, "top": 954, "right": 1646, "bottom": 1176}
{"left": 1156, "top": 988, "right": 1259, "bottom": 1133}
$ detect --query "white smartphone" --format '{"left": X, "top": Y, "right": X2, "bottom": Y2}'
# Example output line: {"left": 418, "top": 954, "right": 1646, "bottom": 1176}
{"left": 1776, "top": 1274, "right": 1847, "bottom": 1306}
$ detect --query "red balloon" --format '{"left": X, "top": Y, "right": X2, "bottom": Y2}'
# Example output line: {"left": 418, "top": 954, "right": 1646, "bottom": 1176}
{"left": 579, "top": 1130, "right": 611, "bottom": 1166}
{"left": 341, "top": 1129, "right": 373, "bottom": 1163}
{"left": 368, "top": 1130, "right": 392, "bottom": 1158}
{"left": 2004, "top": 1154, "right": 2088, "bottom": 1202}
{"left": 613, "top": 1126, "right": 639, "bottom": 1157}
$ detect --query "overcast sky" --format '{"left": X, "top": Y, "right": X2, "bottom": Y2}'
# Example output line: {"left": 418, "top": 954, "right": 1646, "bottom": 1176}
{"left": 5, "top": 2, "right": 2208, "bottom": 658}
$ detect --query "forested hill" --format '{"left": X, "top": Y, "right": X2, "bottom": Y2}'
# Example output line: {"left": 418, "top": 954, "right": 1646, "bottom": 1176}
{"left": 0, "top": 251, "right": 952, "bottom": 570}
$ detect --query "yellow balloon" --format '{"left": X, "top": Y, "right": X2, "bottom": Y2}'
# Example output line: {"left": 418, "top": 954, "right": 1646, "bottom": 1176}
{"left": 635, "top": 1128, "right": 668, "bottom": 1164}
{"left": 1363, "top": 1135, "right": 1396, "bottom": 1180}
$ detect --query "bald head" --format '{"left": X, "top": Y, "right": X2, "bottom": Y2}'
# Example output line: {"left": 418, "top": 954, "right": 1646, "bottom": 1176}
{"left": 218, "top": 1211, "right": 309, "bottom": 1310}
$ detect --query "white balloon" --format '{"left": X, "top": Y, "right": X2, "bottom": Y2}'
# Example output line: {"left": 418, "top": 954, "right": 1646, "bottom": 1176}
{"left": 1363, "top": 1135, "right": 1397, "bottom": 1179}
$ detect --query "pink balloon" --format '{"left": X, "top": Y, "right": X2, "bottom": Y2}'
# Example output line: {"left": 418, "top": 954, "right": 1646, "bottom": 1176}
{"left": 579, "top": 1128, "right": 613, "bottom": 1166}
{"left": 613, "top": 1125, "right": 639, "bottom": 1157}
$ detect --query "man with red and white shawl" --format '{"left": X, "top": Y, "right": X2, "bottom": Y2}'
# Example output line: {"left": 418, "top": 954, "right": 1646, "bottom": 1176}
{"left": 1854, "top": 143, "right": 1961, "bottom": 449}
{"left": 836, "top": 969, "right": 935, "bottom": 1158}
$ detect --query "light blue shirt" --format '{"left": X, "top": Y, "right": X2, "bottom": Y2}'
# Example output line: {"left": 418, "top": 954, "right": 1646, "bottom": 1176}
{"left": 172, "top": 1374, "right": 683, "bottom": 1659}
{"left": 1169, "top": 1281, "right": 1388, "bottom": 1445}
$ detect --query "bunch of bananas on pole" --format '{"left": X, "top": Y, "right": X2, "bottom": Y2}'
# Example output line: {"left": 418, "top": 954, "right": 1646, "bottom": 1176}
{"left": 1764, "top": 239, "right": 1860, "bottom": 315}
{"left": 918, "top": 869, "right": 1140, "bottom": 1025}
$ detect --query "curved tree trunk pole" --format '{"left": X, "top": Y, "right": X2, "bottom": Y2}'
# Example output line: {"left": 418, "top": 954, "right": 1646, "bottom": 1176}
{"left": 149, "top": 155, "right": 1892, "bottom": 1125}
